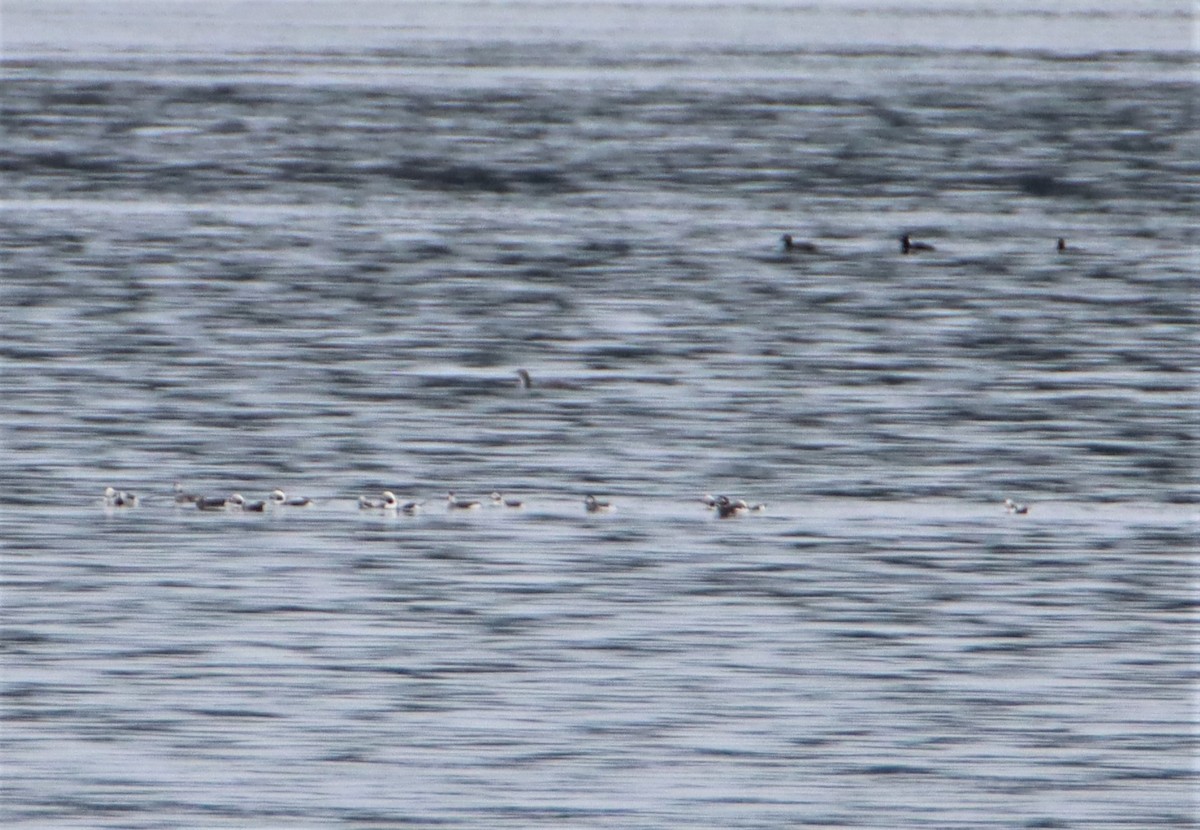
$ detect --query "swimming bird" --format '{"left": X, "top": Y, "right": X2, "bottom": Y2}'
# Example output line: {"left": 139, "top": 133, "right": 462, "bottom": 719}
{"left": 712, "top": 495, "right": 766, "bottom": 518}
{"left": 900, "top": 234, "right": 935, "bottom": 254}
{"left": 359, "top": 491, "right": 399, "bottom": 510}
{"left": 715, "top": 495, "right": 748, "bottom": 519}
{"left": 515, "top": 368, "right": 580, "bottom": 391}
{"left": 195, "top": 495, "right": 228, "bottom": 511}
{"left": 270, "top": 489, "right": 313, "bottom": 507}
{"left": 399, "top": 499, "right": 424, "bottom": 515}
{"left": 781, "top": 234, "right": 818, "bottom": 253}
{"left": 1056, "top": 237, "right": 1075, "bottom": 253}
{"left": 490, "top": 491, "right": 524, "bottom": 508}
{"left": 447, "top": 491, "right": 482, "bottom": 510}
{"left": 584, "top": 495, "right": 614, "bottom": 513}
{"left": 1004, "top": 498, "right": 1030, "bottom": 515}
{"left": 229, "top": 493, "right": 267, "bottom": 512}
{"left": 103, "top": 486, "right": 138, "bottom": 507}
{"left": 173, "top": 482, "right": 201, "bottom": 505}
{"left": 701, "top": 493, "right": 719, "bottom": 509}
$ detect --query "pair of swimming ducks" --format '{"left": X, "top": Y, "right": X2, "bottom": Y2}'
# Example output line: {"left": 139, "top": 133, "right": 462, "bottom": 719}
{"left": 782, "top": 234, "right": 1074, "bottom": 255}
{"left": 780, "top": 233, "right": 935, "bottom": 255}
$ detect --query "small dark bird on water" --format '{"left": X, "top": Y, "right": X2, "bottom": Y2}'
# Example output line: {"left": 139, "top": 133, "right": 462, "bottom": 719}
{"left": 781, "top": 233, "right": 818, "bottom": 253}
{"left": 515, "top": 368, "right": 579, "bottom": 391}
{"left": 584, "top": 495, "right": 614, "bottom": 513}
{"left": 900, "top": 234, "right": 935, "bottom": 254}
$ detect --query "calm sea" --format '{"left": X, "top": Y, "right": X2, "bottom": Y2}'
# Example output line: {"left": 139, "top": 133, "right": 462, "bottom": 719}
{"left": 1, "top": 1, "right": 1196, "bottom": 827}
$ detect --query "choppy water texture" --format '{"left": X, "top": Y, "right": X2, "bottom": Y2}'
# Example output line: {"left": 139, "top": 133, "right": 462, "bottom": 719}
{"left": 1, "top": 1, "right": 1197, "bottom": 828}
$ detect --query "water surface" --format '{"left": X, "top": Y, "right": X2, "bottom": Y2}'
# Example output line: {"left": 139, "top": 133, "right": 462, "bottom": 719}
{"left": 2, "top": 2, "right": 1197, "bottom": 827}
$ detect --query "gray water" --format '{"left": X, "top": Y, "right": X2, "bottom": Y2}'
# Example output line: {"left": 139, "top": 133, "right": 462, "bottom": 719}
{"left": 1, "top": 1, "right": 1197, "bottom": 827}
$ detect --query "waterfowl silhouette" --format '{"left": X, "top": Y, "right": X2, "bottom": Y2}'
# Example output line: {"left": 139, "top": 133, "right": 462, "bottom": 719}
{"left": 1004, "top": 498, "right": 1030, "bottom": 515}
{"left": 359, "top": 491, "right": 399, "bottom": 510}
{"left": 781, "top": 234, "right": 818, "bottom": 253}
{"left": 515, "top": 369, "right": 580, "bottom": 391}
{"left": 270, "top": 489, "right": 313, "bottom": 507}
{"left": 195, "top": 495, "right": 228, "bottom": 511}
{"left": 900, "top": 234, "right": 935, "bottom": 254}
{"left": 710, "top": 494, "right": 767, "bottom": 517}
{"left": 490, "top": 491, "right": 524, "bottom": 508}
{"left": 447, "top": 491, "right": 482, "bottom": 510}
{"left": 584, "top": 495, "right": 614, "bottom": 513}
{"left": 173, "top": 482, "right": 201, "bottom": 505}
{"left": 229, "top": 493, "right": 267, "bottom": 512}
{"left": 103, "top": 486, "right": 138, "bottom": 507}
{"left": 714, "top": 495, "right": 748, "bottom": 518}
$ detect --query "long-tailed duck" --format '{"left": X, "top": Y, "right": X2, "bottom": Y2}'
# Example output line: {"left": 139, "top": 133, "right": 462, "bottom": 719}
{"left": 103, "top": 486, "right": 139, "bottom": 507}
{"left": 715, "top": 495, "right": 747, "bottom": 519}
{"left": 1004, "top": 498, "right": 1030, "bottom": 515}
{"left": 713, "top": 495, "right": 766, "bottom": 518}
{"left": 359, "top": 491, "right": 399, "bottom": 510}
{"left": 515, "top": 369, "right": 580, "bottom": 391}
{"left": 781, "top": 233, "right": 818, "bottom": 253}
{"left": 447, "top": 492, "right": 482, "bottom": 510}
{"left": 173, "top": 482, "right": 201, "bottom": 505}
{"left": 900, "top": 234, "right": 935, "bottom": 254}
{"left": 229, "top": 493, "right": 267, "bottom": 512}
{"left": 490, "top": 491, "right": 524, "bottom": 508}
{"left": 270, "top": 489, "right": 313, "bottom": 507}
{"left": 584, "top": 494, "right": 614, "bottom": 513}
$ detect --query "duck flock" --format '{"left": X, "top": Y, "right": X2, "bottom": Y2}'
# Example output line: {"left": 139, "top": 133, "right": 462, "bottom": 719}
{"left": 99, "top": 230, "right": 1054, "bottom": 522}
{"left": 102, "top": 484, "right": 1032, "bottom": 518}
{"left": 780, "top": 233, "right": 1077, "bottom": 257}
{"left": 101, "top": 484, "right": 752, "bottom": 517}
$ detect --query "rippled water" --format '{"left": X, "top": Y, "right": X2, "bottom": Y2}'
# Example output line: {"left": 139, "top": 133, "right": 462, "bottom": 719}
{"left": 2, "top": 1, "right": 1197, "bottom": 827}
